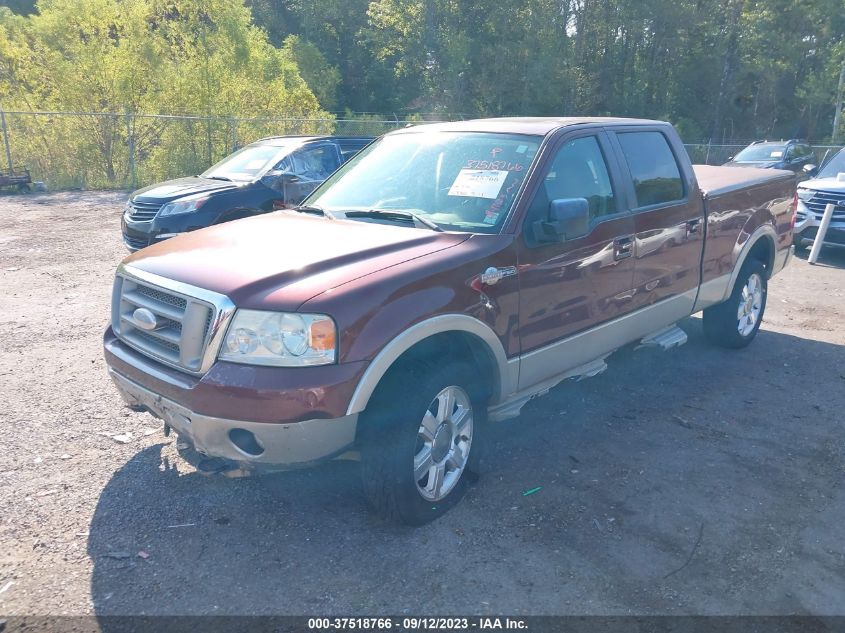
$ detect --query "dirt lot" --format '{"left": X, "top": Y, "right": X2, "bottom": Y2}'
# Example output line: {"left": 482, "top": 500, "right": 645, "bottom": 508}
{"left": 0, "top": 191, "right": 843, "bottom": 617}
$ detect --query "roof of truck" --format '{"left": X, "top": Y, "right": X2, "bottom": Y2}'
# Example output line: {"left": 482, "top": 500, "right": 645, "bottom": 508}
{"left": 254, "top": 135, "right": 374, "bottom": 146}
{"left": 392, "top": 117, "right": 667, "bottom": 136}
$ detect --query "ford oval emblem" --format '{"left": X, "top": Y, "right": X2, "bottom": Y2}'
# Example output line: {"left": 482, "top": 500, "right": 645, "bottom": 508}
{"left": 132, "top": 307, "right": 158, "bottom": 331}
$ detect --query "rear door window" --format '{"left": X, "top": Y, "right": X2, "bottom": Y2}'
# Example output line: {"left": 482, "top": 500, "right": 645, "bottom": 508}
{"left": 616, "top": 131, "right": 684, "bottom": 208}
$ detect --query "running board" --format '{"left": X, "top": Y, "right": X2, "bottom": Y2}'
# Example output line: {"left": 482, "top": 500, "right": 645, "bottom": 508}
{"left": 488, "top": 357, "right": 608, "bottom": 422}
{"left": 636, "top": 324, "right": 688, "bottom": 351}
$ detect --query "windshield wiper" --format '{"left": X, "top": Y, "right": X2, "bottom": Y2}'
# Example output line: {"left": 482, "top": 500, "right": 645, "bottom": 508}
{"left": 292, "top": 204, "right": 336, "bottom": 220}
{"left": 344, "top": 209, "right": 444, "bottom": 232}
{"left": 204, "top": 175, "right": 232, "bottom": 181}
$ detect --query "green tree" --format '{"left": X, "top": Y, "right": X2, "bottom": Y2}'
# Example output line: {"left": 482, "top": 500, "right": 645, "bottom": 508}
{"left": 282, "top": 35, "right": 341, "bottom": 110}
{"left": 0, "top": 0, "right": 329, "bottom": 186}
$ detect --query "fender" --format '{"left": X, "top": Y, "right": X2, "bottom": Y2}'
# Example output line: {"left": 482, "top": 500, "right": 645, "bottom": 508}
{"left": 345, "top": 314, "right": 517, "bottom": 416}
{"left": 694, "top": 221, "right": 777, "bottom": 312}
{"left": 727, "top": 222, "right": 777, "bottom": 291}
{"left": 215, "top": 207, "right": 259, "bottom": 224}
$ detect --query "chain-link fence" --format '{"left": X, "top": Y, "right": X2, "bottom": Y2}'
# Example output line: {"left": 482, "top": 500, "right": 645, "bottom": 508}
{"left": 0, "top": 111, "right": 418, "bottom": 191}
{"left": 1, "top": 110, "right": 842, "bottom": 191}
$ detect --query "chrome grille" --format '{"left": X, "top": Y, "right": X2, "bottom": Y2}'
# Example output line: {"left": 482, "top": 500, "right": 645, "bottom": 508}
{"left": 801, "top": 190, "right": 845, "bottom": 221}
{"left": 135, "top": 285, "right": 187, "bottom": 309}
{"left": 126, "top": 200, "right": 162, "bottom": 221}
{"left": 112, "top": 273, "right": 218, "bottom": 373}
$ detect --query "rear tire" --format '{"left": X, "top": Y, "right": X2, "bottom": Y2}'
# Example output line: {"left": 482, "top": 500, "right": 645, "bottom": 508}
{"left": 359, "top": 360, "right": 485, "bottom": 526}
{"left": 703, "top": 258, "right": 767, "bottom": 349}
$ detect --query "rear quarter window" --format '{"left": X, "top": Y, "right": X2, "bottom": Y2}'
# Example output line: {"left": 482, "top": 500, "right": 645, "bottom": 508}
{"left": 617, "top": 131, "right": 685, "bottom": 207}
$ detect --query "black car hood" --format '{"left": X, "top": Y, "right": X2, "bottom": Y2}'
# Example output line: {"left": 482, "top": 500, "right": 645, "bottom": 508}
{"left": 131, "top": 176, "right": 244, "bottom": 203}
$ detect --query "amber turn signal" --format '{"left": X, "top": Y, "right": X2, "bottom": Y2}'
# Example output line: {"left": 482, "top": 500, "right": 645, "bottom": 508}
{"left": 309, "top": 318, "right": 336, "bottom": 352}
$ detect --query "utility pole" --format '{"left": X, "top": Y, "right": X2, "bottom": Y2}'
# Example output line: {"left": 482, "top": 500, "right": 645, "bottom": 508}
{"left": 832, "top": 57, "right": 845, "bottom": 144}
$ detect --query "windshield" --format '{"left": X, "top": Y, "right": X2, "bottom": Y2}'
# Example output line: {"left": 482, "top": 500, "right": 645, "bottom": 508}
{"left": 733, "top": 144, "right": 786, "bottom": 162}
{"left": 306, "top": 131, "right": 542, "bottom": 233}
{"left": 817, "top": 148, "right": 845, "bottom": 179}
{"left": 201, "top": 143, "right": 291, "bottom": 182}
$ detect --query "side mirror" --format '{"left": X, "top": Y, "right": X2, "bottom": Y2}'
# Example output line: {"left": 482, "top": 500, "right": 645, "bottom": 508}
{"left": 727, "top": 155, "right": 734, "bottom": 161}
{"left": 532, "top": 198, "right": 590, "bottom": 243}
{"left": 803, "top": 164, "right": 817, "bottom": 176}
{"left": 261, "top": 170, "right": 300, "bottom": 186}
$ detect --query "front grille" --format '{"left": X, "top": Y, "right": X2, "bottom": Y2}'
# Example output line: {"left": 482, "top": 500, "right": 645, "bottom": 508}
{"left": 136, "top": 284, "right": 187, "bottom": 309}
{"left": 126, "top": 199, "right": 162, "bottom": 221}
{"left": 802, "top": 190, "right": 845, "bottom": 222}
{"left": 123, "top": 234, "right": 149, "bottom": 251}
{"left": 111, "top": 274, "right": 217, "bottom": 373}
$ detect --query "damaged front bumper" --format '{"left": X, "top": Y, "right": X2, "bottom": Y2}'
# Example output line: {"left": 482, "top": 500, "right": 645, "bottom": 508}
{"left": 110, "top": 369, "right": 358, "bottom": 470}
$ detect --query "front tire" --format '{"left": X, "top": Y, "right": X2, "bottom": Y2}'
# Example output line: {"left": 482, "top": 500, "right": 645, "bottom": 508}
{"left": 703, "top": 258, "right": 768, "bottom": 349}
{"left": 359, "top": 361, "right": 485, "bottom": 525}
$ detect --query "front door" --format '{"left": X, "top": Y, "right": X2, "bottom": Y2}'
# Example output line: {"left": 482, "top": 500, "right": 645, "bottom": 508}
{"left": 516, "top": 131, "right": 636, "bottom": 389}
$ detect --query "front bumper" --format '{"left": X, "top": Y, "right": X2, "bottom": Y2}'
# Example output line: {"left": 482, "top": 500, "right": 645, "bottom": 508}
{"left": 794, "top": 214, "right": 845, "bottom": 250}
{"left": 121, "top": 216, "right": 183, "bottom": 252}
{"left": 110, "top": 368, "right": 358, "bottom": 467}
{"left": 104, "top": 328, "right": 368, "bottom": 423}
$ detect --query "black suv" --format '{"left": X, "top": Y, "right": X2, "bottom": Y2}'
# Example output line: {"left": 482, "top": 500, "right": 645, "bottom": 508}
{"left": 723, "top": 139, "right": 815, "bottom": 173}
{"left": 121, "top": 135, "right": 373, "bottom": 251}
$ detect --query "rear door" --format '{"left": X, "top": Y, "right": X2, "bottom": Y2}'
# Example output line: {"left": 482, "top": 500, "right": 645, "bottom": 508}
{"left": 516, "top": 129, "right": 636, "bottom": 388}
{"left": 608, "top": 127, "right": 705, "bottom": 315}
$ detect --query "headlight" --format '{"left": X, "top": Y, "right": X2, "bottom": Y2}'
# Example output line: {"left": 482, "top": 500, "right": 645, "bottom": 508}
{"left": 219, "top": 310, "right": 337, "bottom": 367}
{"left": 158, "top": 195, "right": 209, "bottom": 217}
{"left": 797, "top": 188, "right": 814, "bottom": 201}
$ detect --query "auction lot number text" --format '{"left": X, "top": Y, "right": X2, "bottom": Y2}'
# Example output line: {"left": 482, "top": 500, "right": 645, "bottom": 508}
{"left": 308, "top": 618, "right": 528, "bottom": 631}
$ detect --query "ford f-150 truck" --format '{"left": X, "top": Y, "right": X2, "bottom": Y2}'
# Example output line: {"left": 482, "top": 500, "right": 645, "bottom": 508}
{"left": 104, "top": 117, "right": 796, "bottom": 525}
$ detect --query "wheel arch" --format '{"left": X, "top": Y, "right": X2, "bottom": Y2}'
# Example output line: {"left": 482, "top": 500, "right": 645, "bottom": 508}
{"left": 345, "top": 315, "right": 515, "bottom": 417}
{"left": 728, "top": 223, "right": 777, "bottom": 293}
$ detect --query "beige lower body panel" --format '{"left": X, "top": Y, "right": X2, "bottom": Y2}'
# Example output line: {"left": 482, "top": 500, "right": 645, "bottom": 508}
{"left": 516, "top": 289, "right": 697, "bottom": 393}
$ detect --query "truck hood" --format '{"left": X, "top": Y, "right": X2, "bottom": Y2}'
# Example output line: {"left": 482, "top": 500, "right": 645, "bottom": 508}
{"left": 123, "top": 212, "right": 470, "bottom": 310}
{"left": 131, "top": 176, "right": 242, "bottom": 203}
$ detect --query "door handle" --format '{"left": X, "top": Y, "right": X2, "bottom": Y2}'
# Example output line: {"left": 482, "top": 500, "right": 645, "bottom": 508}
{"left": 614, "top": 236, "right": 633, "bottom": 260}
{"left": 686, "top": 218, "right": 702, "bottom": 234}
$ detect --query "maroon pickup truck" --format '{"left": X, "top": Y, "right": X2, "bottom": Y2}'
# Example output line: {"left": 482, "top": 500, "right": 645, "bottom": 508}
{"left": 104, "top": 117, "right": 796, "bottom": 524}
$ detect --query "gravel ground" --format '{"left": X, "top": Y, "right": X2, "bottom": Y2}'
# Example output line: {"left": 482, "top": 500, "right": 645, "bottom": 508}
{"left": 0, "top": 191, "right": 843, "bottom": 617}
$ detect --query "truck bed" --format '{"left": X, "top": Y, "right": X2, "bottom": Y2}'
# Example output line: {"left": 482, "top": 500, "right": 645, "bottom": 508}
{"left": 692, "top": 164, "right": 795, "bottom": 296}
{"left": 693, "top": 164, "right": 795, "bottom": 198}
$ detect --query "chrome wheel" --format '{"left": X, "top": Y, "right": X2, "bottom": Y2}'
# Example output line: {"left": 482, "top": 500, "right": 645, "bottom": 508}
{"left": 737, "top": 272, "right": 763, "bottom": 337}
{"left": 413, "top": 385, "right": 473, "bottom": 502}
